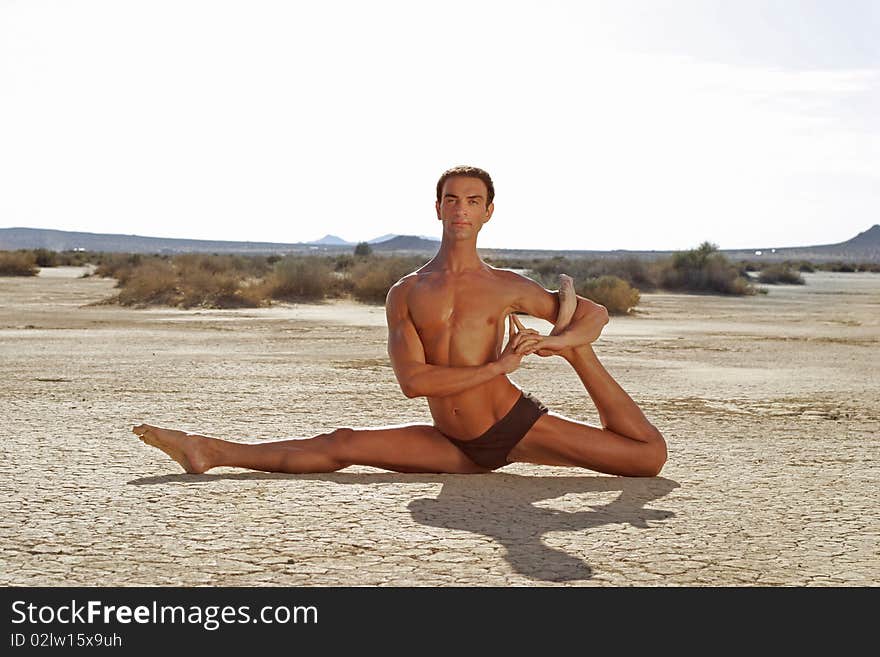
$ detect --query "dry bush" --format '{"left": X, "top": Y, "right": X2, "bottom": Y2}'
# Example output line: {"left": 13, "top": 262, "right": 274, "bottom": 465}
{"left": 522, "top": 247, "right": 756, "bottom": 297}
{"left": 350, "top": 256, "right": 427, "bottom": 304}
{"left": 173, "top": 254, "right": 270, "bottom": 307}
{"left": 575, "top": 275, "right": 640, "bottom": 315}
{"left": 656, "top": 242, "right": 755, "bottom": 295}
{"left": 610, "top": 256, "right": 658, "bottom": 290}
{"left": 175, "top": 253, "right": 272, "bottom": 279}
{"left": 527, "top": 255, "right": 659, "bottom": 291}
{"left": 104, "top": 254, "right": 268, "bottom": 308}
{"left": 333, "top": 254, "right": 355, "bottom": 272}
{"left": 758, "top": 264, "right": 805, "bottom": 284}
{"left": 31, "top": 249, "right": 59, "bottom": 267}
{"left": 94, "top": 253, "right": 147, "bottom": 284}
{"left": 56, "top": 250, "right": 99, "bottom": 266}
{"left": 112, "top": 260, "right": 180, "bottom": 306}
{"left": 0, "top": 251, "right": 39, "bottom": 276}
{"left": 818, "top": 261, "right": 856, "bottom": 272}
{"left": 266, "top": 256, "right": 332, "bottom": 302}
{"left": 177, "top": 267, "right": 255, "bottom": 308}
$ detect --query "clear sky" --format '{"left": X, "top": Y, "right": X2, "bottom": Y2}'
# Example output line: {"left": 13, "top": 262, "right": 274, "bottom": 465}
{"left": 1, "top": 0, "right": 878, "bottom": 251}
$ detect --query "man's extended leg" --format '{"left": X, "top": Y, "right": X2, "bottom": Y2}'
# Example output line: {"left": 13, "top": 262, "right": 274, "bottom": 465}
{"left": 132, "top": 423, "right": 488, "bottom": 475}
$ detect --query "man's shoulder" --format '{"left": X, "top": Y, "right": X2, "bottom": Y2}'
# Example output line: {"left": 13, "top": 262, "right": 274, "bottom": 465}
{"left": 386, "top": 269, "right": 426, "bottom": 308}
{"left": 389, "top": 270, "right": 422, "bottom": 293}
{"left": 487, "top": 265, "right": 538, "bottom": 288}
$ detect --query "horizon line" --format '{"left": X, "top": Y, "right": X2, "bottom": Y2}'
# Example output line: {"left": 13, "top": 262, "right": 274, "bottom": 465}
{"left": 1, "top": 224, "right": 877, "bottom": 254}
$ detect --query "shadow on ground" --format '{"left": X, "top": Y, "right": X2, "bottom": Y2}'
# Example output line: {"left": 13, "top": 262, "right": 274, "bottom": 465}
{"left": 129, "top": 471, "right": 679, "bottom": 582}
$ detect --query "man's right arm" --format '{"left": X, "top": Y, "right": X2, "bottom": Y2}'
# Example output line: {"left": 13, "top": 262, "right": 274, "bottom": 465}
{"left": 385, "top": 281, "right": 530, "bottom": 399}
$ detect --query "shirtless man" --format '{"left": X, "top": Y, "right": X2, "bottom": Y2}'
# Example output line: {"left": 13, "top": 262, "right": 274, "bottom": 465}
{"left": 133, "top": 166, "right": 666, "bottom": 477}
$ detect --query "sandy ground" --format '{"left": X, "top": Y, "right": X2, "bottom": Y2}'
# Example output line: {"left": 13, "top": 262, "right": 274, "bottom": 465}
{"left": 1, "top": 267, "right": 877, "bottom": 586}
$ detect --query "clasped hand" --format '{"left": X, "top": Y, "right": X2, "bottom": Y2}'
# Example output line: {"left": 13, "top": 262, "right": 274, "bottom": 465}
{"left": 497, "top": 314, "right": 568, "bottom": 374}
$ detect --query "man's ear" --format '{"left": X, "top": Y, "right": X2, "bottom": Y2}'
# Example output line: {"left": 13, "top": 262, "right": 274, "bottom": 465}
{"left": 435, "top": 200, "right": 441, "bottom": 221}
{"left": 484, "top": 202, "right": 495, "bottom": 222}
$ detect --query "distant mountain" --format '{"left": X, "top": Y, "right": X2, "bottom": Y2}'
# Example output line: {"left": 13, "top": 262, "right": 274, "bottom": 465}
{"left": 371, "top": 235, "right": 442, "bottom": 252}
{"left": 843, "top": 224, "right": 880, "bottom": 248}
{"left": 0, "top": 226, "right": 443, "bottom": 256}
{"left": 307, "top": 234, "right": 352, "bottom": 246}
{"left": 720, "top": 224, "right": 880, "bottom": 262}
{"left": 369, "top": 233, "right": 439, "bottom": 244}
{"left": 368, "top": 234, "right": 397, "bottom": 244}
{"left": 0, "top": 227, "right": 315, "bottom": 254}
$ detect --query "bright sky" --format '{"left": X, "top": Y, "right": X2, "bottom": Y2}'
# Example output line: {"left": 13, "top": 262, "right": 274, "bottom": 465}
{"left": 1, "top": 0, "right": 878, "bottom": 251}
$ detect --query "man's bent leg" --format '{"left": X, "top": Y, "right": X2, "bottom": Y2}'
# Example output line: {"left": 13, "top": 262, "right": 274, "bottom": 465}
{"left": 508, "top": 344, "right": 667, "bottom": 476}
{"left": 132, "top": 423, "right": 488, "bottom": 475}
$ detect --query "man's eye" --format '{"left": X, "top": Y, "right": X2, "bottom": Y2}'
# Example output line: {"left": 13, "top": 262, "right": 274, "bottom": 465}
{"left": 469, "top": 200, "right": 478, "bottom": 204}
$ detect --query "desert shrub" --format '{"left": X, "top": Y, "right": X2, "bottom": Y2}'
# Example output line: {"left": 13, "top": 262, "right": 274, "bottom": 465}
{"left": 611, "top": 256, "right": 658, "bottom": 290}
{"left": 528, "top": 255, "right": 570, "bottom": 281}
{"left": 484, "top": 256, "right": 528, "bottom": 269}
{"left": 333, "top": 254, "right": 355, "bottom": 272}
{"left": 94, "top": 253, "right": 146, "bottom": 283}
{"left": 575, "top": 275, "right": 640, "bottom": 315}
{"left": 265, "top": 256, "right": 332, "bottom": 302}
{"left": 103, "top": 254, "right": 270, "bottom": 308}
{"left": 527, "top": 255, "right": 660, "bottom": 292}
{"left": 31, "top": 248, "right": 59, "bottom": 267}
{"left": 350, "top": 256, "right": 427, "bottom": 304}
{"left": 819, "top": 261, "right": 856, "bottom": 272}
{"left": 794, "top": 261, "right": 815, "bottom": 273}
{"left": 174, "top": 253, "right": 272, "bottom": 279}
{"left": 62, "top": 250, "right": 103, "bottom": 266}
{"left": 0, "top": 251, "right": 39, "bottom": 276}
{"left": 656, "top": 242, "right": 755, "bottom": 295}
{"left": 354, "top": 242, "right": 373, "bottom": 256}
{"left": 176, "top": 267, "right": 255, "bottom": 308}
{"left": 737, "top": 263, "right": 754, "bottom": 279}
{"left": 758, "top": 265, "right": 805, "bottom": 285}
{"left": 112, "top": 259, "right": 180, "bottom": 306}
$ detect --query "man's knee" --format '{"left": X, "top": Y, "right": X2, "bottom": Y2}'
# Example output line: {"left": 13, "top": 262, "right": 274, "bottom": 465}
{"left": 638, "top": 428, "right": 667, "bottom": 477}
{"left": 325, "top": 427, "right": 356, "bottom": 464}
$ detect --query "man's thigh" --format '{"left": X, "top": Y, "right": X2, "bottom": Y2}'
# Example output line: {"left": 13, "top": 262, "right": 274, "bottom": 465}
{"left": 337, "top": 423, "right": 489, "bottom": 474}
{"left": 508, "top": 413, "right": 654, "bottom": 472}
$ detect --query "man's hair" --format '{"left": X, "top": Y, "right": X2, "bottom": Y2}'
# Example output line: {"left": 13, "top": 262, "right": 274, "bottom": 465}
{"left": 436, "top": 166, "right": 495, "bottom": 206}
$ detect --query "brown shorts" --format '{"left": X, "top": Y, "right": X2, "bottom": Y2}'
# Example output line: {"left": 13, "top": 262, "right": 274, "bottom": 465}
{"left": 444, "top": 391, "right": 548, "bottom": 471}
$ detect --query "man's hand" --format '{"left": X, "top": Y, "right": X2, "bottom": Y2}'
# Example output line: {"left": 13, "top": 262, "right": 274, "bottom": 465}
{"left": 496, "top": 314, "right": 542, "bottom": 374}
{"left": 509, "top": 313, "right": 581, "bottom": 358}
{"left": 507, "top": 273, "right": 608, "bottom": 358}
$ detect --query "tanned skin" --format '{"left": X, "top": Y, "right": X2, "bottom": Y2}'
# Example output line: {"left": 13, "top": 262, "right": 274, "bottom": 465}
{"left": 133, "top": 175, "right": 666, "bottom": 477}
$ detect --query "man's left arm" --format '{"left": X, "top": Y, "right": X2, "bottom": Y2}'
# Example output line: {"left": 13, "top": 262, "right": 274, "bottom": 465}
{"left": 509, "top": 273, "right": 609, "bottom": 350}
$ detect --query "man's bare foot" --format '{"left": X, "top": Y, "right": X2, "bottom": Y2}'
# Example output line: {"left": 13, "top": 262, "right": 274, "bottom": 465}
{"left": 132, "top": 424, "right": 214, "bottom": 474}
{"left": 551, "top": 274, "right": 577, "bottom": 336}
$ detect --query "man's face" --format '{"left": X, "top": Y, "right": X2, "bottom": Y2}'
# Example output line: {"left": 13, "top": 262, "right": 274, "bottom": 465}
{"left": 435, "top": 176, "right": 494, "bottom": 240}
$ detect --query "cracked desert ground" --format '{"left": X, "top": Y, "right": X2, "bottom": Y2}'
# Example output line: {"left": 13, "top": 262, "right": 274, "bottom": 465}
{"left": 1, "top": 266, "right": 877, "bottom": 586}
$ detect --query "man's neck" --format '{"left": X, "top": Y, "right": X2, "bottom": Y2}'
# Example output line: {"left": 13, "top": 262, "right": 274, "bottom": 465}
{"left": 432, "top": 238, "right": 484, "bottom": 273}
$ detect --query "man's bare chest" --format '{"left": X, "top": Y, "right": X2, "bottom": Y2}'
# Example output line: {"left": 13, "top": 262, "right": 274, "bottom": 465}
{"left": 407, "top": 276, "right": 512, "bottom": 338}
